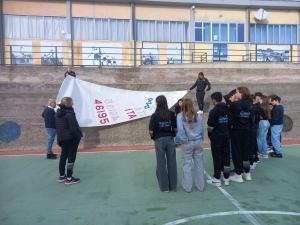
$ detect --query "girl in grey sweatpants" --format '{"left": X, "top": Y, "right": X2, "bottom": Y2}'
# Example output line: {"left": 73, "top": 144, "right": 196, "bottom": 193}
{"left": 176, "top": 99, "right": 205, "bottom": 192}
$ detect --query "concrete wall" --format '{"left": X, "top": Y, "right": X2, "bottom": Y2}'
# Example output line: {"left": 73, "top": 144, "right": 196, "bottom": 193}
{"left": 0, "top": 63, "right": 300, "bottom": 151}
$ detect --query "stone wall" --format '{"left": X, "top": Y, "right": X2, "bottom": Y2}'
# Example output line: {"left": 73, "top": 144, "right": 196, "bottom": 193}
{"left": 0, "top": 63, "right": 299, "bottom": 150}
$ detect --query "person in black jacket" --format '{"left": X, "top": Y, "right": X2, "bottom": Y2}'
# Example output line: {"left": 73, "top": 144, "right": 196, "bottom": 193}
{"left": 269, "top": 95, "right": 284, "bottom": 158}
{"left": 207, "top": 92, "right": 231, "bottom": 187}
{"left": 249, "top": 93, "right": 263, "bottom": 169}
{"left": 42, "top": 99, "right": 57, "bottom": 159}
{"left": 189, "top": 72, "right": 211, "bottom": 112}
{"left": 55, "top": 97, "right": 83, "bottom": 185}
{"left": 149, "top": 95, "right": 177, "bottom": 192}
{"left": 229, "top": 87, "right": 253, "bottom": 183}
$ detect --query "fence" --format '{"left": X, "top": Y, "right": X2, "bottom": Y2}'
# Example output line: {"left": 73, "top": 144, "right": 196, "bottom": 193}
{"left": 1, "top": 42, "right": 300, "bottom": 67}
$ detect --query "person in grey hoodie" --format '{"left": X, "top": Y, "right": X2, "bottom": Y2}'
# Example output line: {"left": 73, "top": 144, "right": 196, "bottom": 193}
{"left": 176, "top": 98, "right": 205, "bottom": 192}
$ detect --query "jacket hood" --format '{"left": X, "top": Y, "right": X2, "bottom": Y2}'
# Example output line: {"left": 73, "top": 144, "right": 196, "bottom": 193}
{"left": 56, "top": 105, "right": 75, "bottom": 118}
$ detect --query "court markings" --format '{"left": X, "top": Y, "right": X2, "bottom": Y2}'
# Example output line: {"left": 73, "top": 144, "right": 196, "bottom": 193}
{"left": 204, "top": 171, "right": 262, "bottom": 225}
{"left": 163, "top": 210, "right": 300, "bottom": 225}
{"left": 163, "top": 170, "right": 299, "bottom": 225}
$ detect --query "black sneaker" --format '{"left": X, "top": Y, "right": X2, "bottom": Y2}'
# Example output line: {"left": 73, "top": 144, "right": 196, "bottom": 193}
{"left": 270, "top": 152, "right": 283, "bottom": 158}
{"left": 57, "top": 175, "right": 67, "bottom": 183}
{"left": 47, "top": 153, "right": 57, "bottom": 159}
{"left": 65, "top": 177, "right": 80, "bottom": 185}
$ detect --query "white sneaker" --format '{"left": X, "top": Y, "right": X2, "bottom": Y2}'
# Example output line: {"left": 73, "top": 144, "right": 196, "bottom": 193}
{"left": 197, "top": 110, "right": 203, "bottom": 114}
{"left": 229, "top": 174, "right": 244, "bottom": 183}
{"left": 243, "top": 172, "right": 252, "bottom": 181}
{"left": 223, "top": 178, "right": 230, "bottom": 186}
{"left": 250, "top": 163, "right": 256, "bottom": 170}
{"left": 207, "top": 178, "right": 221, "bottom": 187}
{"left": 260, "top": 154, "right": 269, "bottom": 159}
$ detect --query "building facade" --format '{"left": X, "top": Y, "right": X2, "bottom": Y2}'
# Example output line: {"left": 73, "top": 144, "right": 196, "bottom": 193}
{"left": 1, "top": 0, "right": 300, "bottom": 66}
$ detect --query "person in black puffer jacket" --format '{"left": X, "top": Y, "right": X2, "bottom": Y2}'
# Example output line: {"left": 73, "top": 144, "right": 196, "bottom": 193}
{"left": 55, "top": 97, "right": 82, "bottom": 185}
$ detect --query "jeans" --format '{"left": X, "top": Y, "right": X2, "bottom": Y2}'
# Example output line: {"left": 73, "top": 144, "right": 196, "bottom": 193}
{"left": 271, "top": 125, "right": 283, "bottom": 154}
{"left": 46, "top": 128, "right": 56, "bottom": 154}
{"left": 257, "top": 120, "right": 270, "bottom": 156}
{"left": 154, "top": 136, "right": 177, "bottom": 191}
{"left": 181, "top": 140, "right": 205, "bottom": 192}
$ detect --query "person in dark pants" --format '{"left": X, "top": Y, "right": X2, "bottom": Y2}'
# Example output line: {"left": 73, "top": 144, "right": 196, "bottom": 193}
{"left": 42, "top": 99, "right": 58, "bottom": 159}
{"left": 55, "top": 97, "right": 82, "bottom": 185}
{"left": 229, "top": 87, "right": 253, "bottom": 183}
{"left": 149, "top": 95, "right": 177, "bottom": 192}
{"left": 207, "top": 92, "right": 231, "bottom": 187}
{"left": 249, "top": 92, "right": 263, "bottom": 169}
{"left": 189, "top": 72, "right": 211, "bottom": 112}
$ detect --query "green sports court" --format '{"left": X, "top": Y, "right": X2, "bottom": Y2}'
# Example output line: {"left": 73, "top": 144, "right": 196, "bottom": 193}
{"left": 1, "top": 145, "right": 299, "bottom": 225}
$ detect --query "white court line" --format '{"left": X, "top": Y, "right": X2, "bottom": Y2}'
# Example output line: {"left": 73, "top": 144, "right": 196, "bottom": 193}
{"left": 204, "top": 171, "right": 262, "bottom": 225}
{"left": 163, "top": 210, "right": 300, "bottom": 225}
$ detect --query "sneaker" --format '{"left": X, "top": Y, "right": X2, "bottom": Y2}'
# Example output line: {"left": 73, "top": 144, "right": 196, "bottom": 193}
{"left": 250, "top": 163, "right": 256, "bottom": 170}
{"left": 260, "top": 154, "right": 269, "bottom": 159}
{"left": 65, "top": 177, "right": 80, "bottom": 185}
{"left": 207, "top": 177, "right": 221, "bottom": 187}
{"left": 163, "top": 190, "right": 169, "bottom": 193}
{"left": 47, "top": 153, "right": 57, "bottom": 159}
{"left": 223, "top": 178, "right": 230, "bottom": 186}
{"left": 57, "top": 175, "right": 66, "bottom": 183}
{"left": 243, "top": 172, "right": 252, "bottom": 181}
{"left": 270, "top": 152, "right": 283, "bottom": 158}
{"left": 229, "top": 174, "right": 244, "bottom": 183}
{"left": 197, "top": 110, "right": 203, "bottom": 114}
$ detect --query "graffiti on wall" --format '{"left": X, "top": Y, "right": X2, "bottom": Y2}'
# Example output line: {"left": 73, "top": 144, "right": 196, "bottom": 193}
{"left": 0, "top": 121, "right": 21, "bottom": 143}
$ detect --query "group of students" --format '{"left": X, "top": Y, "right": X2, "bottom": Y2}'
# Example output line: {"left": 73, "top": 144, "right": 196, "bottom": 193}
{"left": 148, "top": 73, "right": 284, "bottom": 192}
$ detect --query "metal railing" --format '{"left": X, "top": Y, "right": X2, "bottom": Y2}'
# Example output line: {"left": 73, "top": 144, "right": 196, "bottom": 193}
{"left": 1, "top": 43, "right": 299, "bottom": 67}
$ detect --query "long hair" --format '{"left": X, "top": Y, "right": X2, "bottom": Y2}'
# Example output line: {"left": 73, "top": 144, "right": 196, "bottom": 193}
{"left": 198, "top": 72, "right": 204, "bottom": 80}
{"left": 182, "top": 98, "right": 198, "bottom": 128}
{"left": 155, "top": 95, "right": 170, "bottom": 120}
{"left": 237, "top": 86, "right": 251, "bottom": 100}
{"left": 261, "top": 96, "right": 271, "bottom": 119}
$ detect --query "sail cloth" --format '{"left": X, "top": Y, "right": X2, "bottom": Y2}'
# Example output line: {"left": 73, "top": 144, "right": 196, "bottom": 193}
{"left": 56, "top": 76, "right": 187, "bottom": 127}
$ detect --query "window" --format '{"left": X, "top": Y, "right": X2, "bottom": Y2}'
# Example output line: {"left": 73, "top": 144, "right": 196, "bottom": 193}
{"left": 73, "top": 17, "right": 130, "bottom": 41}
{"left": 4, "top": 14, "right": 67, "bottom": 40}
{"left": 195, "top": 22, "right": 244, "bottom": 42}
{"left": 204, "top": 23, "right": 211, "bottom": 42}
{"left": 250, "top": 23, "right": 298, "bottom": 44}
{"left": 229, "top": 24, "right": 237, "bottom": 42}
{"left": 292, "top": 25, "right": 297, "bottom": 44}
{"left": 220, "top": 24, "right": 228, "bottom": 42}
{"left": 268, "top": 25, "right": 274, "bottom": 44}
{"left": 250, "top": 24, "right": 255, "bottom": 42}
{"left": 237, "top": 24, "right": 244, "bottom": 42}
{"left": 136, "top": 20, "right": 188, "bottom": 42}
{"left": 195, "top": 22, "right": 202, "bottom": 41}
{"left": 212, "top": 23, "right": 219, "bottom": 41}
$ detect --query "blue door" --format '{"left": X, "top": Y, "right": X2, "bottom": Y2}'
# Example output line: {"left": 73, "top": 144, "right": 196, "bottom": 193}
{"left": 213, "top": 44, "right": 228, "bottom": 61}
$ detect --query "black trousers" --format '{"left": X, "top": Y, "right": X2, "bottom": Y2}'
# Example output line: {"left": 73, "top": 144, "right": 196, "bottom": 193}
{"left": 249, "top": 128, "right": 259, "bottom": 164}
{"left": 59, "top": 138, "right": 80, "bottom": 177}
{"left": 209, "top": 134, "right": 230, "bottom": 179}
{"left": 231, "top": 129, "right": 251, "bottom": 175}
{"left": 196, "top": 91, "right": 205, "bottom": 111}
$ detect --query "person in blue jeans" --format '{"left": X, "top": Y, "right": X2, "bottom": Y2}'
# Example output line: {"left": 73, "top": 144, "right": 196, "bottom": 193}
{"left": 269, "top": 95, "right": 284, "bottom": 158}
{"left": 257, "top": 96, "right": 271, "bottom": 158}
{"left": 176, "top": 98, "right": 205, "bottom": 192}
{"left": 42, "top": 99, "right": 57, "bottom": 159}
